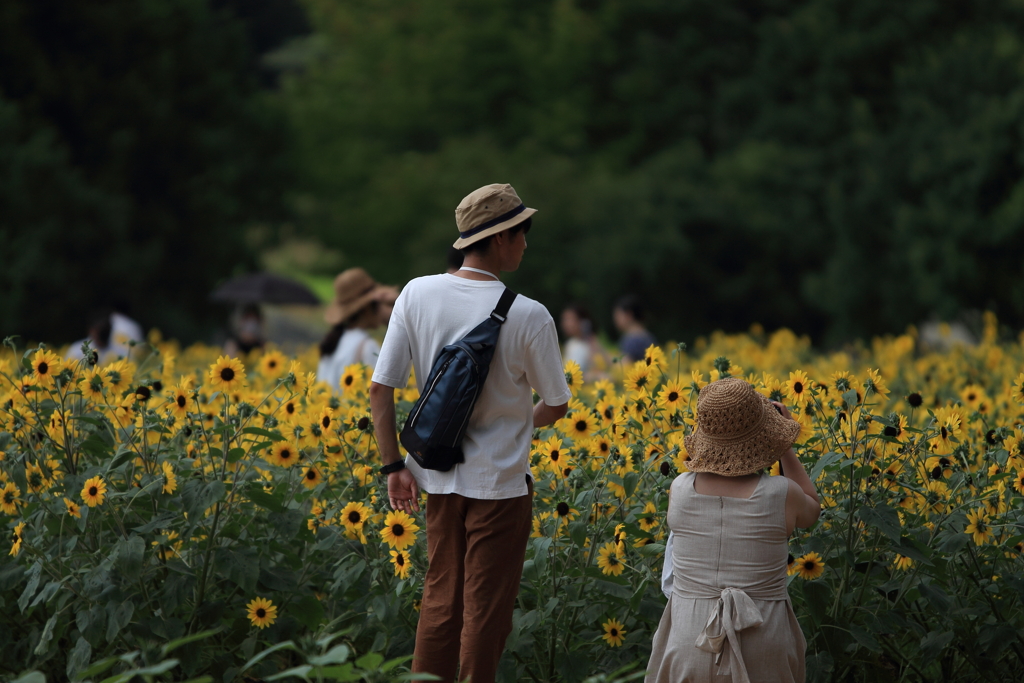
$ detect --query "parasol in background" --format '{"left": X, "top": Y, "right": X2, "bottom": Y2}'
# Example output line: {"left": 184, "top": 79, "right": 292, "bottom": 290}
{"left": 210, "top": 272, "right": 322, "bottom": 306}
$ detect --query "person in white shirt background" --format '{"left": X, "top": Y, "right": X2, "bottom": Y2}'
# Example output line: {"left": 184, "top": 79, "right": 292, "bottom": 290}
{"left": 317, "top": 267, "right": 395, "bottom": 393}
{"left": 560, "top": 302, "right": 609, "bottom": 381}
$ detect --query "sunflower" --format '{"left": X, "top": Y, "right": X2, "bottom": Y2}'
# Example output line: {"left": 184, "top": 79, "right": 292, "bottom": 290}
{"left": 268, "top": 442, "right": 298, "bottom": 468}
{"left": 656, "top": 383, "right": 686, "bottom": 413}
{"left": 25, "top": 463, "right": 46, "bottom": 493}
{"left": 280, "top": 399, "right": 300, "bottom": 424}
{"left": 601, "top": 618, "right": 627, "bottom": 647}
{"left": 553, "top": 501, "right": 578, "bottom": 525}
{"left": 565, "top": 411, "right": 596, "bottom": 440}
{"left": 637, "top": 501, "right": 659, "bottom": 532}
{"left": 535, "top": 437, "right": 565, "bottom": 474}
{"left": 103, "top": 359, "right": 134, "bottom": 393}
{"left": 81, "top": 476, "right": 107, "bottom": 507}
{"left": 786, "top": 553, "right": 798, "bottom": 576}
{"left": 339, "top": 364, "right": 364, "bottom": 394}
{"left": 317, "top": 406, "right": 337, "bottom": 435}
{"left": 596, "top": 542, "right": 625, "bottom": 576}
{"left": 1013, "top": 469, "right": 1024, "bottom": 496}
{"left": 63, "top": 497, "right": 81, "bottom": 519}
{"left": 9, "top": 521, "right": 25, "bottom": 557}
{"left": 390, "top": 549, "right": 412, "bottom": 579}
{"left": 924, "top": 456, "right": 954, "bottom": 481}
{"left": 623, "top": 362, "right": 653, "bottom": 396}
{"left": 965, "top": 508, "right": 994, "bottom": 545}
{"left": 78, "top": 368, "right": 106, "bottom": 401}
{"left": 863, "top": 369, "right": 890, "bottom": 401}
{"left": 381, "top": 510, "right": 419, "bottom": 551}
{"left": 1010, "top": 373, "right": 1024, "bottom": 406}
{"left": 30, "top": 349, "right": 62, "bottom": 387}
{"left": 0, "top": 482, "right": 20, "bottom": 515}
{"left": 785, "top": 370, "right": 811, "bottom": 404}
{"left": 161, "top": 461, "right": 178, "bottom": 495}
{"left": 259, "top": 350, "right": 287, "bottom": 378}
{"left": 300, "top": 465, "right": 323, "bottom": 489}
{"left": 208, "top": 356, "right": 246, "bottom": 393}
{"left": 340, "top": 501, "right": 372, "bottom": 535}
{"left": 167, "top": 383, "right": 190, "bottom": 420}
{"left": 829, "top": 371, "right": 855, "bottom": 395}
{"left": 643, "top": 345, "right": 666, "bottom": 370}
{"left": 892, "top": 554, "right": 914, "bottom": 571}
{"left": 795, "top": 551, "right": 825, "bottom": 580}
{"left": 246, "top": 596, "right": 277, "bottom": 629}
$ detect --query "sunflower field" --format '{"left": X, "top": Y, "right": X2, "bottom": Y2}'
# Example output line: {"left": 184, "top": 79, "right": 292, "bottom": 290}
{"left": 1, "top": 315, "right": 1024, "bottom": 682}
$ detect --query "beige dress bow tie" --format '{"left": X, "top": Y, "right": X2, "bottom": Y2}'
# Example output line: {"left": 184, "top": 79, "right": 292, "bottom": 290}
{"left": 694, "top": 587, "right": 765, "bottom": 683}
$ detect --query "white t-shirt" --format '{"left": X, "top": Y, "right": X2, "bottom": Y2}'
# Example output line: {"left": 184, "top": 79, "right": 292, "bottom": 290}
{"left": 372, "top": 274, "right": 572, "bottom": 499}
{"left": 317, "top": 328, "right": 381, "bottom": 393}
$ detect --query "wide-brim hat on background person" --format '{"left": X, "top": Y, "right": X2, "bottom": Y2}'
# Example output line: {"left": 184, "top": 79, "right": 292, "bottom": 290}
{"left": 324, "top": 268, "right": 392, "bottom": 325}
{"left": 452, "top": 183, "right": 537, "bottom": 249}
{"left": 684, "top": 377, "right": 801, "bottom": 476}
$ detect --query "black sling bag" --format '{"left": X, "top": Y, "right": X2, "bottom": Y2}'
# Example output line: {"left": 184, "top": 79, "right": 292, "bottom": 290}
{"left": 399, "top": 287, "right": 517, "bottom": 472}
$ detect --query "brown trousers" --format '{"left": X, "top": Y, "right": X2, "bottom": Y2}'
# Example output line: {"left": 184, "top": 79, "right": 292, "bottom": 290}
{"left": 412, "top": 480, "right": 533, "bottom": 683}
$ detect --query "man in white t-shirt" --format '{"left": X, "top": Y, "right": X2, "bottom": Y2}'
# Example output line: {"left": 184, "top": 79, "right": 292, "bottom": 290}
{"left": 370, "top": 184, "right": 571, "bottom": 683}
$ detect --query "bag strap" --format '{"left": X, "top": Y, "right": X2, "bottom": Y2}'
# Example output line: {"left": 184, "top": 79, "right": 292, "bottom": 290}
{"left": 489, "top": 287, "right": 518, "bottom": 324}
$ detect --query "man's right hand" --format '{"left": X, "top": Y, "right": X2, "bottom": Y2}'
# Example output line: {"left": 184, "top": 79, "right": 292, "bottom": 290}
{"left": 388, "top": 468, "right": 421, "bottom": 513}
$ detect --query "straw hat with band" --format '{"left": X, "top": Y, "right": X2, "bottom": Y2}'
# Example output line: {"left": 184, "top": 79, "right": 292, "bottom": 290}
{"left": 324, "top": 268, "right": 392, "bottom": 326}
{"left": 452, "top": 183, "right": 537, "bottom": 250}
{"left": 684, "top": 377, "right": 801, "bottom": 477}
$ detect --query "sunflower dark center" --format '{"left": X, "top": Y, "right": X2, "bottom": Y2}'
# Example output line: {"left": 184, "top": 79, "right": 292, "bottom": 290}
{"left": 306, "top": 470, "right": 317, "bottom": 480}
{"left": 396, "top": 553, "right": 405, "bottom": 566}
{"left": 940, "top": 426, "right": 948, "bottom": 439}
{"left": 220, "top": 367, "right": 235, "bottom": 381}
{"left": 357, "top": 417, "right": 370, "bottom": 431}
{"left": 38, "top": 362, "right": 48, "bottom": 374}
{"left": 136, "top": 386, "right": 150, "bottom": 400}
{"left": 280, "top": 449, "right": 291, "bottom": 460}
{"left": 550, "top": 450, "right": 560, "bottom": 461}
{"left": 392, "top": 524, "right": 405, "bottom": 537}
{"left": 344, "top": 375, "right": 354, "bottom": 386}
{"left": 556, "top": 502, "right": 570, "bottom": 516}
{"left": 930, "top": 467, "right": 942, "bottom": 480}
{"left": 803, "top": 560, "right": 814, "bottom": 570}
{"left": 908, "top": 393, "right": 923, "bottom": 407}
{"left": 175, "top": 395, "right": 186, "bottom": 408}
{"left": 575, "top": 420, "right": 587, "bottom": 431}
{"left": 884, "top": 426, "right": 897, "bottom": 437}
{"left": 348, "top": 511, "right": 362, "bottom": 524}
{"left": 604, "top": 407, "right": 613, "bottom": 419}
{"left": 610, "top": 628, "right": 619, "bottom": 636}
{"left": 322, "top": 416, "right": 331, "bottom": 428}
{"left": 256, "top": 608, "right": 266, "bottom": 618}
{"left": 268, "top": 360, "right": 277, "bottom": 369}
{"left": 88, "top": 486, "right": 98, "bottom": 496}
{"left": 668, "top": 391, "right": 679, "bottom": 402}
{"left": 793, "top": 382, "right": 803, "bottom": 393}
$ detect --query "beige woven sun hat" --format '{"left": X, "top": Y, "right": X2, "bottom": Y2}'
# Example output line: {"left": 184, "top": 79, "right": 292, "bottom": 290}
{"left": 452, "top": 183, "right": 537, "bottom": 249}
{"left": 684, "top": 377, "right": 801, "bottom": 476}
{"left": 324, "top": 268, "right": 391, "bottom": 325}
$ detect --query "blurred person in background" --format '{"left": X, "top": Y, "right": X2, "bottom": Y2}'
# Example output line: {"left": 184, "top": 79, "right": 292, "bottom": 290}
{"left": 110, "top": 301, "right": 144, "bottom": 359}
{"left": 318, "top": 267, "right": 392, "bottom": 392}
{"left": 66, "top": 309, "right": 115, "bottom": 365}
{"left": 560, "top": 303, "right": 608, "bottom": 380}
{"left": 224, "top": 304, "right": 265, "bottom": 356}
{"left": 614, "top": 294, "right": 656, "bottom": 363}
{"left": 376, "top": 285, "right": 401, "bottom": 327}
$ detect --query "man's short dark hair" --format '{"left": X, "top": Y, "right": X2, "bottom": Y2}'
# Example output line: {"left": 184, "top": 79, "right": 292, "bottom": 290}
{"left": 446, "top": 246, "right": 465, "bottom": 272}
{"left": 615, "top": 294, "right": 645, "bottom": 322}
{"left": 459, "top": 217, "right": 532, "bottom": 256}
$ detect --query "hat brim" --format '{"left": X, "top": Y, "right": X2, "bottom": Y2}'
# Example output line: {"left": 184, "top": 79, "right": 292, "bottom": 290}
{"left": 324, "top": 284, "right": 391, "bottom": 325}
{"left": 452, "top": 207, "right": 537, "bottom": 249}
{"left": 683, "top": 393, "right": 802, "bottom": 476}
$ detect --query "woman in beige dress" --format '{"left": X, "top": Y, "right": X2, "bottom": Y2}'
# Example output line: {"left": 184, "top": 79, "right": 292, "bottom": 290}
{"left": 646, "top": 377, "right": 821, "bottom": 683}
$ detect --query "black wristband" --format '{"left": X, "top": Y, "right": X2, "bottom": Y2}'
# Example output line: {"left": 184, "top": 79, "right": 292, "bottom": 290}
{"left": 379, "top": 460, "right": 406, "bottom": 476}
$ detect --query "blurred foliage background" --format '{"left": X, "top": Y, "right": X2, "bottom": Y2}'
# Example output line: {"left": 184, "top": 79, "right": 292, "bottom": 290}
{"left": 3, "top": 0, "right": 1024, "bottom": 347}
